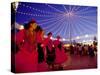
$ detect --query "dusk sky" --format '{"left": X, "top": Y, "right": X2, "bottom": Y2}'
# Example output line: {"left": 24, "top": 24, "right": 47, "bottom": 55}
{"left": 15, "top": 2, "right": 97, "bottom": 42}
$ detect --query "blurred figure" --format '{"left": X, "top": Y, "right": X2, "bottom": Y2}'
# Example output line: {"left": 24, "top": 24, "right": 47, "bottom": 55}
{"left": 88, "top": 45, "right": 95, "bottom": 57}
{"left": 70, "top": 45, "right": 74, "bottom": 54}
{"left": 78, "top": 45, "right": 83, "bottom": 56}
{"left": 15, "top": 19, "right": 38, "bottom": 72}
{"left": 43, "top": 32, "right": 55, "bottom": 70}
{"left": 83, "top": 45, "right": 88, "bottom": 55}
{"left": 53, "top": 36, "right": 68, "bottom": 70}
{"left": 35, "top": 26, "right": 45, "bottom": 63}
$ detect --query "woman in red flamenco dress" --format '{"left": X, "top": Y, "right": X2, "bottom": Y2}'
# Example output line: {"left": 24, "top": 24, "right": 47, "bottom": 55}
{"left": 53, "top": 36, "right": 68, "bottom": 70}
{"left": 42, "top": 32, "right": 55, "bottom": 70}
{"left": 15, "top": 20, "right": 38, "bottom": 73}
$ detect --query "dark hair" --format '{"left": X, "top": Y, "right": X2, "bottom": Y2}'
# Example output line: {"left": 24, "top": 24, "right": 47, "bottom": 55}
{"left": 35, "top": 25, "right": 43, "bottom": 32}
{"left": 24, "top": 23, "right": 29, "bottom": 29}
{"left": 57, "top": 35, "right": 61, "bottom": 39}
{"left": 47, "top": 32, "right": 52, "bottom": 36}
{"left": 24, "top": 19, "right": 37, "bottom": 29}
{"left": 28, "top": 19, "right": 36, "bottom": 25}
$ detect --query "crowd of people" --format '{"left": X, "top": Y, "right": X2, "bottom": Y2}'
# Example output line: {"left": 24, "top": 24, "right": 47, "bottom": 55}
{"left": 11, "top": 19, "right": 69, "bottom": 72}
{"left": 65, "top": 43, "right": 97, "bottom": 57}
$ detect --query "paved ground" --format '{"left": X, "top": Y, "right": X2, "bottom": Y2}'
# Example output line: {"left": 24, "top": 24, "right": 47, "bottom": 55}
{"left": 37, "top": 53, "right": 97, "bottom": 72}
{"left": 64, "top": 54, "right": 97, "bottom": 70}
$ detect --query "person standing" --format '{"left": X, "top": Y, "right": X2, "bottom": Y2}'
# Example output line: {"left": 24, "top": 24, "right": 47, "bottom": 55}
{"left": 43, "top": 32, "right": 55, "bottom": 70}
{"left": 35, "top": 26, "right": 45, "bottom": 63}
{"left": 15, "top": 19, "right": 38, "bottom": 72}
{"left": 54, "top": 36, "right": 68, "bottom": 70}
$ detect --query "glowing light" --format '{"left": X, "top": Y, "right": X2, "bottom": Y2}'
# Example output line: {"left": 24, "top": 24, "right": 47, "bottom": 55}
{"left": 16, "top": 11, "right": 52, "bottom": 17}
{"left": 50, "top": 37, "right": 56, "bottom": 40}
{"left": 64, "top": 12, "right": 74, "bottom": 17}
{"left": 83, "top": 40, "right": 86, "bottom": 42}
{"left": 62, "top": 38, "right": 66, "bottom": 41}
{"left": 19, "top": 25, "right": 24, "bottom": 30}
{"left": 64, "top": 44, "right": 70, "bottom": 47}
{"left": 89, "top": 39, "right": 92, "bottom": 42}
{"left": 85, "top": 34, "right": 89, "bottom": 38}
{"left": 20, "top": 4, "right": 56, "bottom": 15}
{"left": 76, "top": 36, "right": 80, "bottom": 39}
{"left": 15, "top": 22, "right": 24, "bottom": 30}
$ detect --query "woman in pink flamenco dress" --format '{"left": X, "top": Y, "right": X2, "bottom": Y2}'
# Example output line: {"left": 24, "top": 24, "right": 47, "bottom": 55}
{"left": 53, "top": 36, "right": 68, "bottom": 70}
{"left": 15, "top": 20, "right": 38, "bottom": 73}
